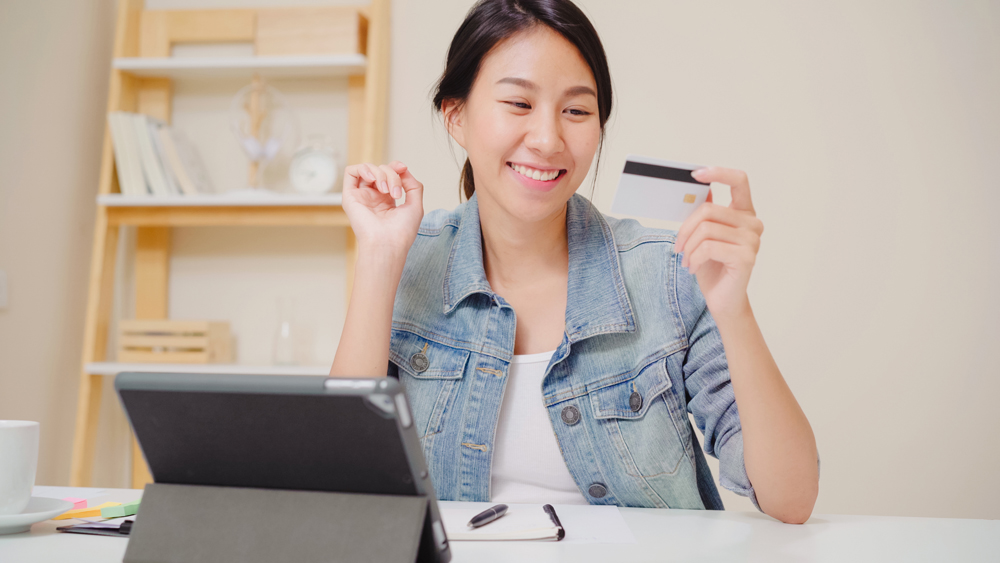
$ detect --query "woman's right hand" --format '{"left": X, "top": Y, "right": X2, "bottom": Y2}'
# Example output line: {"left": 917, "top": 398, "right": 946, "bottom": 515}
{"left": 342, "top": 161, "right": 424, "bottom": 257}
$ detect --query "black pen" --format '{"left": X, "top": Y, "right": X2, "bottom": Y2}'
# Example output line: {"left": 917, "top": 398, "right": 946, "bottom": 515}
{"left": 467, "top": 504, "right": 508, "bottom": 528}
{"left": 543, "top": 504, "right": 566, "bottom": 541}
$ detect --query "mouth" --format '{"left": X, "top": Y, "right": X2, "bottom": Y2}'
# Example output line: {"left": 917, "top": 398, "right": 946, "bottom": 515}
{"left": 506, "top": 162, "right": 567, "bottom": 183}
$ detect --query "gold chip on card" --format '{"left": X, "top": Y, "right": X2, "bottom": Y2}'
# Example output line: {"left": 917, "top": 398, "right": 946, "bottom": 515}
{"left": 683, "top": 194, "right": 696, "bottom": 204}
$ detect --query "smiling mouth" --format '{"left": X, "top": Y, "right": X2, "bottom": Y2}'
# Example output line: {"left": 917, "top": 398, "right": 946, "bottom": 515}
{"left": 507, "top": 162, "right": 567, "bottom": 182}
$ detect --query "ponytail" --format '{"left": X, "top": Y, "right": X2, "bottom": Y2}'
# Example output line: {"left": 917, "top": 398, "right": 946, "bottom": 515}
{"left": 461, "top": 157, "right": 476, "bottom": 200}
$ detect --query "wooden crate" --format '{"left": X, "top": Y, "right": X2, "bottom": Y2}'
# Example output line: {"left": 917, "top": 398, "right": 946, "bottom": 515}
{"left": 118, "top": 319, "right": 232, "bottom": 364}
{"left": 137, "top": 7, "right": 368, "bottom": 58}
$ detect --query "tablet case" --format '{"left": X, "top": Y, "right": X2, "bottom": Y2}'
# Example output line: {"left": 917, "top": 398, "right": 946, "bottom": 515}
{"left": 115, "top": 373, "right": 450, "bottom": 563}
{"left": 125, "top": 484, "right": 433, "bottom": 563}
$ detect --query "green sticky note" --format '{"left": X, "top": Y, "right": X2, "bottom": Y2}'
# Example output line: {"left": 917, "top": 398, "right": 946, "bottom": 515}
{"left": 122, "top": 500, "right": 141, "bottom": 516}
{"left": 101, "top": 505, "right": 127, "bottom": 518}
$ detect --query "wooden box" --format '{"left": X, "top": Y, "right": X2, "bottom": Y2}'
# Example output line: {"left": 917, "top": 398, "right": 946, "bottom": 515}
{"left": 118, "top": 320, "right": 232, "bottom": 364}
{"left": 255, "top": 7, "right": 368, "bottom": 56}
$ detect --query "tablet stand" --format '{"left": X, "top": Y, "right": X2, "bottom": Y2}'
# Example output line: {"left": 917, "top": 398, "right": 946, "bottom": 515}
{"left": 124, "top": 483, "right": 443, "bottom": 563}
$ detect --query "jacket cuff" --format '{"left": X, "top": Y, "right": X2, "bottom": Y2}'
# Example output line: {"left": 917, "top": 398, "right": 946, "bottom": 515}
{"left": 717, "top": 430, "right": 763, "bottom": 512}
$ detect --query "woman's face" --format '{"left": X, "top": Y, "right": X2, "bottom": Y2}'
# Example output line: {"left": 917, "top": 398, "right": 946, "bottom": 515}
{"left": 445, "top": 25, "right": 601, "bottom": 222}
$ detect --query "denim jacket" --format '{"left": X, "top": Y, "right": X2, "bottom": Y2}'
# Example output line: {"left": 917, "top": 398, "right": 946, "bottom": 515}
{"left": 386, "top": 192, "right": 762, "bottom": 511}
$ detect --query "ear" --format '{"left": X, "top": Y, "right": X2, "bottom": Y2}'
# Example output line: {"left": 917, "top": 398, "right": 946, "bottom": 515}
{"left": 442, "top": 99, "right": 467, "bottom": 149}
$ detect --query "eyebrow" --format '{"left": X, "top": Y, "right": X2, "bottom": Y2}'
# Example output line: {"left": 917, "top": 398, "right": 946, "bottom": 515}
{"left": 495, "top": 76, "right": 596, "bottom": 98}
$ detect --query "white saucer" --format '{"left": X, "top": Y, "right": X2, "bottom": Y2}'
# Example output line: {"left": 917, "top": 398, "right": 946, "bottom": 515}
{"left": 0, "top": 496, "right": 74, "bottom": 535}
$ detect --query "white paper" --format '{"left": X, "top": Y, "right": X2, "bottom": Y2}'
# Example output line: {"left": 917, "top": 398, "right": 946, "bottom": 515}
{"left": 439, "top": 502, "right": 636, "bottom": 544}
{"left": 32, "top": 486, "right": 109, "bottom": 501}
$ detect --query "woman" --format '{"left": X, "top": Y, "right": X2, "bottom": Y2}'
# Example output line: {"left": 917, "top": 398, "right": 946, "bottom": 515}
{"left": 331, "top": 0, "right": 819, "bottom": 524}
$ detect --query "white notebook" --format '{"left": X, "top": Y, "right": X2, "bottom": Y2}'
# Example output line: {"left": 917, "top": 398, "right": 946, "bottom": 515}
{"left": 443, "top": 503, "right": 563, "bottom": 541}
{"left": 438, "top": 502, "right": 636, "bottom": 544}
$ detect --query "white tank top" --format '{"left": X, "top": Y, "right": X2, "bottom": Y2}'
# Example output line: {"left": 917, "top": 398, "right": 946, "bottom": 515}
{"left": 489, "top": 349, "right": 590, "bottom": 504}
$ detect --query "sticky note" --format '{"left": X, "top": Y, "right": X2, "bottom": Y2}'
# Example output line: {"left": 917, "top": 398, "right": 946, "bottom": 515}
{"left": 123, "top": 500, "right": 141, "bottom": 515}
{"left": 63, "top": 497, "right": 87, "bottom": 509}
{"left": 53, "top": 502, "right": 122, "bottom": 520}
{"left": 101, "top": 505, "right": 127, "bottom": 518}
{"left": 101, "top": 500, "right": 140, "bottom": 518}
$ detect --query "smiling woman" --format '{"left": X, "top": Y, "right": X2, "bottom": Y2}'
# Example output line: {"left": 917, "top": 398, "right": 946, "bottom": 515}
{"left": 330, "top": 0, "right": 819, "bottom": 525}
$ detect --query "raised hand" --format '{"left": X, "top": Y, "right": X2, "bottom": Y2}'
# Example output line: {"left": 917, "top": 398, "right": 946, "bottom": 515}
{"left": 675, "top": 167, "right": 764, "bottom": 321}
{"left": 341, "top": 160, "right": 424, "bottom": 257}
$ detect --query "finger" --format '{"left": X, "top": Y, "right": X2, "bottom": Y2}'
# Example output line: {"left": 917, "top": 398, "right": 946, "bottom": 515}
{"left": 692, "top": 167, "right": 754, "bottom": 213}
{"left": 379, "top": 164, "right": 403, "bottom": 199}
{"left": 353, "top": 163, "right": 378, "bottom": 189}
{"left": 678, "top": 222, "right": 753, "bottom": 268}
{"left": 676, "top": 203, "right": 746, "bottom": 253}
{"left": 395, "top": 166, "right": 424, "bottom": 209}
{"left": 343, "top": 164, "right": 363, "bottom": 192}
{"left": 686, "top": 239, "right": 754, "bottom": 276}
{"left": 365, "top": 163, "right": 389, "bottom": 194}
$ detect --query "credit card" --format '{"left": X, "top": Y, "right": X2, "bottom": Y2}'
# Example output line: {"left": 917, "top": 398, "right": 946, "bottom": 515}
{"left": 610, "top": 155, "right": 710, "bottom": 223}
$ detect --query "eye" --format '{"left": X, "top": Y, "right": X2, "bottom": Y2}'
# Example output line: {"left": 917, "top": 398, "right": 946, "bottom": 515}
{"left": 505, "top": 101, "right": 531, "bottom": 109}
{"left": 566, "top": 108, "right": 592, "bottom": 116}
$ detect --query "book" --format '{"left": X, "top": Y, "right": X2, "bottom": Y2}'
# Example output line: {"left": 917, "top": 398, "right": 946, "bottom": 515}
{"left": 107, "top": 111, "right": 213, "bottom": 197}
{"left": 147, "top": 120, "right": 181, "bottom": 195}
{"left": 157, "top": 127, "right": 214, "bottom": 195}
{"left": 132, "top": 114, "right": 171, "bottom": 196}
{"left": 107, "top": 112, "right": 148, "bottom": 196}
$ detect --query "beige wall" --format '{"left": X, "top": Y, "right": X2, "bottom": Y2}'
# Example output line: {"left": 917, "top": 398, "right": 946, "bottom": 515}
{"left": 1, "top": 0, "right": 997, "bottom": 519}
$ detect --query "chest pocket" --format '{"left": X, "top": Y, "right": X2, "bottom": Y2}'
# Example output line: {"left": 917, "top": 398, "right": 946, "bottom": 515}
{"left": 589, "top": 355, "right": 688, "bottom": 479}
{"left": 389, "top": 330, "right": 470, "bottom": 441}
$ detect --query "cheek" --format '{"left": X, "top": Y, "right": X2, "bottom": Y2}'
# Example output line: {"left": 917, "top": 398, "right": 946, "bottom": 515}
{"left": 468, "top": 106, "right": 521, "bottom": 159}
{"left": 570, "top": 122, "right": 602, "bottom": 174}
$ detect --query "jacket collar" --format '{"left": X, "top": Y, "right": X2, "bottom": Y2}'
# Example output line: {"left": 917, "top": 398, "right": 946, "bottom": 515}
{"left": 443, "top": 192, "right": 635, "bottom": 343}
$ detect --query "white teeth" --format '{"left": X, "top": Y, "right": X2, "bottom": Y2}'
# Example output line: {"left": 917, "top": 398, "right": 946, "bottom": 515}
{"left": 510, "top": 163, "right": 561, "bottom": 182}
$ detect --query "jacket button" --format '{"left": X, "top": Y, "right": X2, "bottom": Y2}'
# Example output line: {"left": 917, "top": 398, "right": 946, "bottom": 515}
{"left": 629, "top": 391, "right": 642, "bottom": 412}
{"left": 588, "top": 483, "right": 608, "bottom": 498}
{"left": 409, "top": 352, "right": 429, "bottom": 373}
{"left": 560, "top": 405, "right": 581, "bottom": 425}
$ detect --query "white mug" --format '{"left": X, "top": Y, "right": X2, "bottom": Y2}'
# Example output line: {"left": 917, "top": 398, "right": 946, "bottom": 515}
{"left": 0, "top": 421, "right": 39, "bottom": 515}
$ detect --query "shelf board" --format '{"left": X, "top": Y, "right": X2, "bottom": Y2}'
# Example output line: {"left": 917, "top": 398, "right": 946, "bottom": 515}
{"left": 98, "top": 193, "right": 342, "bottom": 207}
{"left": 86, "top": 362, "right": 331, "bottom": 377}
{"left": 113, "top": 54, "right": 367, "bottom": 79}
{"left": 98, "top": 193, "right": 348, "bottom": 227}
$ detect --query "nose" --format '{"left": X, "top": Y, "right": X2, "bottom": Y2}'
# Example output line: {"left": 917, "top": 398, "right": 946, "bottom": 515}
{"left": 523, "top": 107, "right": 565, "bottom": 157}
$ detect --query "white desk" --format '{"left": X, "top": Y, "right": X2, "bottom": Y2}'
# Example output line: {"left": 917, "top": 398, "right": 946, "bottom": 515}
{"left": 2, "top": 488, "right": 997, "bottom": 562}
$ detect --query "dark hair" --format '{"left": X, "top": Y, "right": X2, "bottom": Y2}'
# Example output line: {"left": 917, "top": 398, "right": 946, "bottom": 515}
{"left": 432, "top": 0, "right": 613, "bottom": 201}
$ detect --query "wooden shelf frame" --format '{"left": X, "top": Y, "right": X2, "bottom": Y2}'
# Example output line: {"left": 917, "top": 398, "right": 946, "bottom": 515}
{"left": 70, "top": 0, "right": 390, "bottom": 489}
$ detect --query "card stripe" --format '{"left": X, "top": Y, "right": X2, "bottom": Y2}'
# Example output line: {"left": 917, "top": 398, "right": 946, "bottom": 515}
{"left": 623, "top": 161, "right": 709, "bottom": 185}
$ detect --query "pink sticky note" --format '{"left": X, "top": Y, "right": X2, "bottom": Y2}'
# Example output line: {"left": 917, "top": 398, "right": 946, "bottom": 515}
{"left": 63, "top": 497, "right": 87, "bottom": 509}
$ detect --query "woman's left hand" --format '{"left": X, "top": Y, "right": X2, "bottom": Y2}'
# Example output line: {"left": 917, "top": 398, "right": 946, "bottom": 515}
{"left": 675, "top": 167, "right": 764, "bottom": 322}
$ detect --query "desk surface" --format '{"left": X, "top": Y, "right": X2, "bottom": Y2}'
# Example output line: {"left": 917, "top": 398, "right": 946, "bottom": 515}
{"left": 2, "top": 488, "right": 997, "bottom": 562}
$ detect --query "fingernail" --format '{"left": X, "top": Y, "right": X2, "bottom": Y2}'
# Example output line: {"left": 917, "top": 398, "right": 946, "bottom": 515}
{"left": 692, "top": 168, "right": 707, "bottom": 178}
{"left": 392, "top": 185, "right": 401, "bottom": 199}
{"left": 379, "top": 181, "right": 388, "bottom": 192}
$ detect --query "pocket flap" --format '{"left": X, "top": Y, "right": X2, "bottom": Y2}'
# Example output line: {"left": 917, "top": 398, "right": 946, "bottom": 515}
{"left": 390, "top": 330, "right": 470, "bottom": 379}
{"left": 590, "top": 358, "right": 673, "bottom": 419}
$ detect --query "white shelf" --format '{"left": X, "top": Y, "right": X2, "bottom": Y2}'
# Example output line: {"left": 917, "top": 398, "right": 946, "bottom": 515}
{"left": 113, "top": 54, "right": 367, "bottom": 79}
{"left": 86, "top": 362, "right": 331, "bottom": 376}
{"left": 98, "top": 193, "right": 343, "bottom": 207}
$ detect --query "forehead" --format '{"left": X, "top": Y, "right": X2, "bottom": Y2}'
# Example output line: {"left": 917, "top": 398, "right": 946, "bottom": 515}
{"left": 478, "top": 25, "right": 596, "bottom": 89}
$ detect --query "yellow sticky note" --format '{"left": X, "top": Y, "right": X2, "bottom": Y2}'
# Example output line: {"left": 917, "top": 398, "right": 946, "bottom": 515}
{"left": 53, "top": 501, "right": 122, "bottom": 520}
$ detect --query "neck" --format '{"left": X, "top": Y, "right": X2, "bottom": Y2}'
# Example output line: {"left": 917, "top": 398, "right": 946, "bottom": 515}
{"left": 477, "top": 191, "right": 569, "bottom": 289}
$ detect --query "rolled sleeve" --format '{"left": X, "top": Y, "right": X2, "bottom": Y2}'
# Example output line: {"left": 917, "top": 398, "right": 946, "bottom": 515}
{"left": 677, "top": 261, "right": 762, "bottom": 512}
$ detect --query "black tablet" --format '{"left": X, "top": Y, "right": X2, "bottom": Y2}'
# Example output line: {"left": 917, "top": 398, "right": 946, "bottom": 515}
{"left": 115, "top": 372, "right": 450, "bottom": 563}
